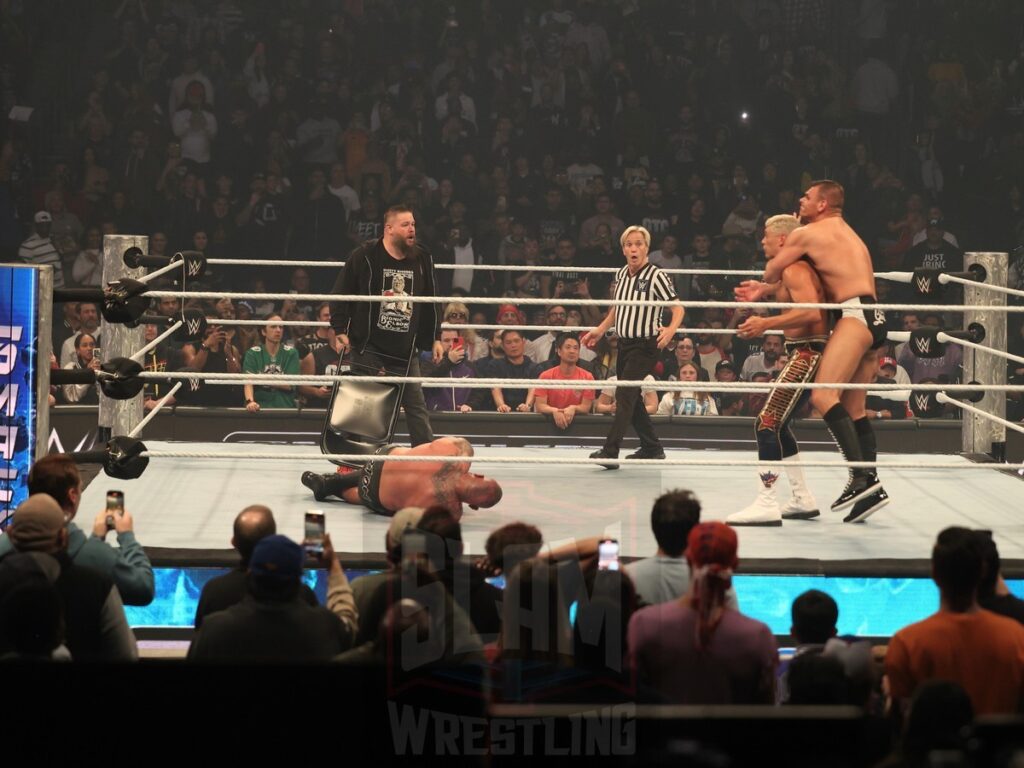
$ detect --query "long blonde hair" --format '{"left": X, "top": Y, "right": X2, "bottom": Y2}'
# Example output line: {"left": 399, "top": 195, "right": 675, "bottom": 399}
{"left": 442, "top": 301, "right": 478, "bottom": 344}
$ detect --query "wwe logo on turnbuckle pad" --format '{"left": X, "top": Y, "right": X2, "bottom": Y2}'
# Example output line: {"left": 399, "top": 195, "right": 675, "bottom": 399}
{"left": 913, "top": 336, "right": 931, "bottom": 355}
{"left": 914, "top": 393, "right": 932, "bottom": 413}
{"left": 185, "top": 315, "right": 203, "bottom": 337}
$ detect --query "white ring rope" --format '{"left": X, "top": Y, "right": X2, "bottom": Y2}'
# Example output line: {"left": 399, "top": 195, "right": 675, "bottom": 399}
{"left": 937, "top": 333, "right": 1024, "bottom": 366}
{"left": 134, "top": 369, "right": 1018, "bottom": 392}
{"left": 203, "top": 258, "right": 972, "bottom": 281}
{"left": 193, "top": 318, "right": 780, "bottom": 337}
{"left": 136, "top": 448, "right": 1024, "bottom": 472}
{"left": 937, "top": 392, "right": 1024, "bottom": 436}
{"left": 130, "top": 320, "right": 182, "bottom": 363}
{"left": 202, "top": 259, "right": 764, "bottom": 276}
{"left": 941, "top": 273, "right": 1024, "bottom": 300}
{"left": 128, "top": 382, "right": 182, "bottom": 439}
{"left": 140, "top": 289, "right": 1022, "bottom": 314}
{"left": 136, "top": 260, "right": 185, "bottom": 284}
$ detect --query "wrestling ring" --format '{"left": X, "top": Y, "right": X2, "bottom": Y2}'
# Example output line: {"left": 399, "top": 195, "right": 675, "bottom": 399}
{"left": 28, "top": 237, "right": 1024, "bottom": 575}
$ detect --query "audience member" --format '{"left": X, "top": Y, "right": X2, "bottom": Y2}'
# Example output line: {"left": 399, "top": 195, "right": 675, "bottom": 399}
{"left": 657, "top": 362, "right": 719, "bottom": 415}
{"left": 976, "top": 531, "right": 1024, "bottom": 625}
{"left": 194, "top": 505, "right": 319, "bottom": 628}
{"left": 188, "top": 534, "right": 356, "bottom": 661}
{"left": 2, "top": 494, "right": 137, "bottom": 661}
{"left": 625, "top": 490, "right": 735, "bottom": 609}
{"left": 420, "top": 329, "right": 474, "bottom": 412}
{"left": 533, "top": 334, "right": 595, "bottom": 429}
{"left": 627, "top": 522, "right": 775, "bottom": 704}
{"left": 242, "top": 314, "right": 300, "bottom": 411}
{"left": 886, "top": 527, "right": 1024, "bottom": 717}
{"left": 10, "top": 455, "right": 154, "bottom": 605}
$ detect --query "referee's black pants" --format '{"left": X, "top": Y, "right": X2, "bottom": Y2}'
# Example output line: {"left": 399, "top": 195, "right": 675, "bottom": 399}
{"left": 603, "top": 338, "right": 661, "bottom": 455}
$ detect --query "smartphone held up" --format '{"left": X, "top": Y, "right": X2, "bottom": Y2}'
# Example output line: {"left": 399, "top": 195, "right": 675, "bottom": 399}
{"left": 598, "top": 538, "right": 620, "bottom": 571}
{"left": 303, "top": 510, "right": 326, "bottom": 555}
{"left": 105, "top": 490, "right": 124, "bottom": 530}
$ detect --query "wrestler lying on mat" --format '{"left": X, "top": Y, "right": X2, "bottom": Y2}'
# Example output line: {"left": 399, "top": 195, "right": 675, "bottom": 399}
{"left": 300, "top": 436, "right": 502, "bottom": 519}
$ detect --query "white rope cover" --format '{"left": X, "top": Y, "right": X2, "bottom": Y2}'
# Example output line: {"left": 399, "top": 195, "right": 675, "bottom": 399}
{"left": 128, "top": 382, "right": 182, "bottom": 439}
{"left": 137, "top": 448, "right": 1024, "bottom": 472}
{"left": 941, "top": 273, "right": 1024, "bottom": 300}
{"left": 134, "top": 369, "right": 1019, "bottom": 393}
{"left": 141, "top": 289, "right": 1022, "bottom": 314}
{"left": 204, "top": 258, "right": 960, "bottom": 281}
{"left": 937, "top": 393, "right": 1024, "bottom": 436}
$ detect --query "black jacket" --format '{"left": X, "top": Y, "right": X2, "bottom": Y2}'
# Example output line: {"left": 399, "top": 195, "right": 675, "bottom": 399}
{"left": 329, "top": 238, "right": 440, "bottom": 354}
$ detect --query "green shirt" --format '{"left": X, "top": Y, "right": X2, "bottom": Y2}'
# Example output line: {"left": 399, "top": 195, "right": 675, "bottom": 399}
{"left": 242, "top": 344, "right": 301, "bottom": 408}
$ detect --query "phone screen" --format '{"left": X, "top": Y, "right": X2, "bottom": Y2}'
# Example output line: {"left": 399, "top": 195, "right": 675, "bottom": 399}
{"left": 303, "top": 510, "right": 325, "bottom": 554}
{"left": 598, "top": 539, "right": 620, "bottom": 571}
{"left": 93, "top": 347, "right": 102, "bottom": 361}
{"left": 106, "top": 490, "right": 123, "bottom": 530}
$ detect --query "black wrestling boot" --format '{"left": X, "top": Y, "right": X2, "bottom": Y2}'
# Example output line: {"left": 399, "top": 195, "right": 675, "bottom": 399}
{"left": 853, "top": 415, "right": 883, "bottom": 493}
{"left": 844, "top": 486, "right": 890, "bottom": 523}
{"left": 831, "top": 473, "right": 882, "bottom": 512}
{"left": 301, "top": 472, "right": 329, "bottom": 501}
{"left": 824, "top": 405, "right": 878, "bottom": 512}
{"left": 301, "top": 470, "right": 361, "bottom": 501}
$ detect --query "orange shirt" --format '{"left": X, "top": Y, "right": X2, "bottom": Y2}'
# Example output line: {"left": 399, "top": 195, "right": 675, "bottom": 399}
{"left": 535, "top": 366, "right": 595, "bottom": 410}
{"left": 886, "top": 609, "right": 1024, "bottom": 715}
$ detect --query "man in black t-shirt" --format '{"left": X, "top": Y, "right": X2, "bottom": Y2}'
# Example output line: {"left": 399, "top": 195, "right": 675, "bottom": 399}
{"left": 901, "top": 217, "right": 963, "bottom": 306}
{"left": 330, "top": 205, "right": 444, "bottom": 446}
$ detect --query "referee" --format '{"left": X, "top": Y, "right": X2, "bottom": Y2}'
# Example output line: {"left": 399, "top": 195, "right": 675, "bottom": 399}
{"left": 582, "top": 225, "right": 683, "bottom": 468}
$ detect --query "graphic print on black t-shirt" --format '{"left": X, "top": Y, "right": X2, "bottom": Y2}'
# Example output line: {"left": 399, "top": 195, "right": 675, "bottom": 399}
{"left": 378, "top": 268, "right": 414, "bottom": 333}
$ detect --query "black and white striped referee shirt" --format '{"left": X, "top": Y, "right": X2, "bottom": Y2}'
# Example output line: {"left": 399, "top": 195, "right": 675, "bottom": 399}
{"left": 612, "top": 262, "right": 678, "bottom": 339}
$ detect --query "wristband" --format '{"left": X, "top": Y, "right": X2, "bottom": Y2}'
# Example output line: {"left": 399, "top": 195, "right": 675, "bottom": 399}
{"left": 246, "top": 399, "right": 255, "bottom": 405}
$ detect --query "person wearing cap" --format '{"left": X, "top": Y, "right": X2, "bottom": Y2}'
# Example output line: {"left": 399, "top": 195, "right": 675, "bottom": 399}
{"left": 194, "top": 505, "right": 323, "bottom": 628}
{"left": 300, "top": 436, "right": 502, "bottom": 521}
{"left": 342, "top": 511, "right": 486, "bottom": 662}
{"left": 728, "top": 214, "right": 829, "bottom": 527}
{"left": 188, "top": 534, "right": 356, "bottom": 661}
{"left": 18, "top": 210, "right": 64, "bottom": 288}
{"left": 330, "top": 204, "right": 442, "bottom": 447}
{"left": 866, "top": 355, "right": 911, "bottom": 419}
{"left": 3, "top": 455, "right": 154, "bottom": 606}
{"left": 626, "top": 522, "right": 777, "bottom": 704}
{"left": 2, "top": 494, "right": 137, "bottom": 660}
{"left": 0, "top": 551, "right": 68, "bottom": 659}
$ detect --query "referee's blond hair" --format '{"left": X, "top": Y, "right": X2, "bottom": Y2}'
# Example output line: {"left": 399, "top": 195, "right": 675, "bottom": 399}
{"left": 620, "top": 225, "right": 651, "bottom": 249}
{"left": 764, "top": 214, "right": 800, "bottom": 237}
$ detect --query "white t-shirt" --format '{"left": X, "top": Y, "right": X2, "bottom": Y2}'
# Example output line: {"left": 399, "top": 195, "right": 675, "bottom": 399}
{"left": 657, "top": 390, "right": 718, "bottom": 416}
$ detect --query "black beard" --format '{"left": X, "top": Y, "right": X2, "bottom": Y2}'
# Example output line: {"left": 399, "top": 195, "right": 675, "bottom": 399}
{"left": 392, "top": 235, "right": 414, "bottom": 255}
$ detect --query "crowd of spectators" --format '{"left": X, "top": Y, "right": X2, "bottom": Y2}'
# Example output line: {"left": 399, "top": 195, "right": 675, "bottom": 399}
{"left": 1, "top": 0, "right": 1022, "bottom": 419}
{"left": 5, "top": 468, "right": 1024, "bottom": 764}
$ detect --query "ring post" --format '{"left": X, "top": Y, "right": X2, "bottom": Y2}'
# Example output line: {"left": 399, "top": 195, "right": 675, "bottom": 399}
{"left": 98, "top": 234, "right": 147, "bottom": 440}
{"left": 962, "top": 252, "right": 1008, "bottom": 459}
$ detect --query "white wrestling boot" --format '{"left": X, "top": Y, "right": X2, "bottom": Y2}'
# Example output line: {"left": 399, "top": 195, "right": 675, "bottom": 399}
{"left": 780, "top": 455, "right": 821, "bottom": 520}
{"left": 727, "top": 475, "right": 783, "bottom": 527}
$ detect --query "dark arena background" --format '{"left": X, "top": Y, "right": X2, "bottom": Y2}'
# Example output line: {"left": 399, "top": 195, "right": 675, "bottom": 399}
{"left": 3, "top": 0, "right": 1024, "bottom": 763}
